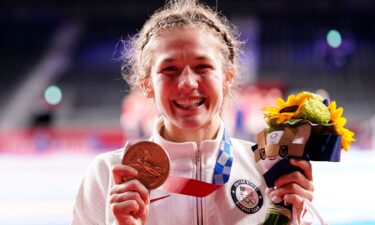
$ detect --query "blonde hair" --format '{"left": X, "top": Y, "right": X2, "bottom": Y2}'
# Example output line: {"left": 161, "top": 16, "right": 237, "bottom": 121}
{"left": 122, "top": 0, "right": 241, "bottom": 89}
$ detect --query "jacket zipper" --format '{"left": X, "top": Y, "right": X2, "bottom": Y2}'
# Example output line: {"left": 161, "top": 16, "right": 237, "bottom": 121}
{"left": 196, "top": 150, "right": 203, "bottom": 225}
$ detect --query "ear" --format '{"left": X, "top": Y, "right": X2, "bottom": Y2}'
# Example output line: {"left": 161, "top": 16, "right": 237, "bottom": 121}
{"left": 223, "top": 68, "right": 235, "bottom": 94}
{"left": 140, "top": 78, "right": 154, "bottom": 98}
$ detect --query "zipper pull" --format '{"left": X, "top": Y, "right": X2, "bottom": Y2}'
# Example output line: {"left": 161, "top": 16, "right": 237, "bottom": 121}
{"left": 196, "top": 150, "right": 201, "bottom": 162}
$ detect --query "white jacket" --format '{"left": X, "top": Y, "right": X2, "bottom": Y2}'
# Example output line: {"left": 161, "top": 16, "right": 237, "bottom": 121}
{"left": 72, "top": 119, "right": 271, "bottom": 225}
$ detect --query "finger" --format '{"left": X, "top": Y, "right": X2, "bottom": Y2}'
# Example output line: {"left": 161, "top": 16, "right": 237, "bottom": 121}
{"left": 110, "top": 191, "right": 147, "bottom": 215}
{"left": 274, "top": 171, "right": 314, "bottom": 191}
{"left": 111, "top": 199, "right": 140, "bottom": 217}
{"left": 290, "top": 158, "right": 313, "bottom": 180}
{"left": 283, "top": 194, "right": 309, "bottom": 225}
{"left": 115, "top": 215, "right": 138, "bottom": 225}
{"left": 110, "top": 179, "right": 150, "bottom": 204}
{"left": 283, "top": 193, "right": 306, "bottom": 211}
{"left": 112, "top": 165, "right": 138, "bottom": 184}
{"left": 271, "top": 183, "right": 314, "bottom": 202}
{"left": 265, "top": 187, "right": 273, "bottom": 195}
{"left": 110, "top": 191, "right": 145, "bottom": 204}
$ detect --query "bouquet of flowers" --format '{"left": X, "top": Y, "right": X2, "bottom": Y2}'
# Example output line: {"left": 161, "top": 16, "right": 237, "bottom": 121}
{"left": 251, "top": 91, "right": 355, "bottom": 225}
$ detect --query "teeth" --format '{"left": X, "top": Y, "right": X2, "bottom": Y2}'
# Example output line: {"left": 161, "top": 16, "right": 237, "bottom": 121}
{"left": 175, "top": 99, "right": 203, "bottom": 108}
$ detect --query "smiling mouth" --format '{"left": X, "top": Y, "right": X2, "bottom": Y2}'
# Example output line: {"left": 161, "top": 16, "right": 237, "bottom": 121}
{"left": 174, "top": 98, "right": 205, "bottom": 109}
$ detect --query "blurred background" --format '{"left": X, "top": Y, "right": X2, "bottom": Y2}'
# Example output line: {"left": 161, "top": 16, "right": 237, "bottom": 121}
{"left": 1, "top": 0, "right": 374, "bottom": 224}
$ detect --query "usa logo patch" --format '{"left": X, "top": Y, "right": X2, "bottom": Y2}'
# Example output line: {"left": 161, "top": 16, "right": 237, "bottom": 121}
{"left": 231, "top": 179, "right": 263, "bottom": 214}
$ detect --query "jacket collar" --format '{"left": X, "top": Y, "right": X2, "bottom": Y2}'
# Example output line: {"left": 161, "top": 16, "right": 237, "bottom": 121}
{"left": 152, "top": 117, "right": 225, "bottom": 172}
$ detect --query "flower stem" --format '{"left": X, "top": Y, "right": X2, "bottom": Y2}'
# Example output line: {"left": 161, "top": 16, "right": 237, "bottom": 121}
{"left": 262, "top": 203, "right": 292, "bottom": 225}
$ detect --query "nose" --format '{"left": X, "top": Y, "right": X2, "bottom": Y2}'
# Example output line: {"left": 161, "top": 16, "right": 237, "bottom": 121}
{"left": 178, "top": 66, "right": 198, "bottom": 92}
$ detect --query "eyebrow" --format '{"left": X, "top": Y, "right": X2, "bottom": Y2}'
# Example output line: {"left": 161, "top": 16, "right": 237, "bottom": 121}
{"left": 195, "top": 55, "right": 211, "bottom": 61}
{"left": 160, "top": 55, "right": 212, "bottom": 63}
{"left": 161, "top": 58, "right": 176, "bottom": 63}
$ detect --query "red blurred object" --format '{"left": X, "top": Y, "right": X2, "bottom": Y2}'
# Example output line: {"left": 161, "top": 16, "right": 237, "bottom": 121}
{"left": 0, "top": 127, "right": 125, "bottom": 154}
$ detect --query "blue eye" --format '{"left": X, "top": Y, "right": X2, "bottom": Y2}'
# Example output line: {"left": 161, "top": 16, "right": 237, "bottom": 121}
{"left": 161, "top": 66, "right": 179, "bottom": 75}
{"left": 195, "top": 64, "right": 212, "bottom": 73}
{"left": 164, "top": 66, "right": 178, "bottom": 71}
{"left": 196, "top": 64, "right": 209, "bottom": 69}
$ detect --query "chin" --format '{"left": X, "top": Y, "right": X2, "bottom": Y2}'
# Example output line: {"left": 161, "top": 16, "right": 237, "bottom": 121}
{"left": 178, "top": 116, "right": 219, "bottom": 131}
{"left": 177, "top": 120, "right": 203, "bottom": 130}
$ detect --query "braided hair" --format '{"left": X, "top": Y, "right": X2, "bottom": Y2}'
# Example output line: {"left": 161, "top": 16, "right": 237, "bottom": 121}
{"left": 122, "top": 0, "right": 241, "bottom": 89}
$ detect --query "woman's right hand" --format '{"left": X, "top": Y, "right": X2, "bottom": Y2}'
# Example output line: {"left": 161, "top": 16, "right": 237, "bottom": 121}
{"left": 110, "top": 165, "right": 150, "bottom": 225}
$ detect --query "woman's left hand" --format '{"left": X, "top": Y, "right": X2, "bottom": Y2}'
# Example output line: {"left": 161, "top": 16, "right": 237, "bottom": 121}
{"left": 270, "top": 158, "right": 314, "bottom": 215}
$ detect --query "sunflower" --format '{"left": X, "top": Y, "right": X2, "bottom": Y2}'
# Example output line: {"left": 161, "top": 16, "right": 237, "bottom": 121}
{"left": 328, "top": 101, "right": 356, "bottom": 150}
{"left": 264, "top": 91, "right": 355, "bottom": 150}
{"left": 263, "top": 92, "right": 323, "bottom": 124}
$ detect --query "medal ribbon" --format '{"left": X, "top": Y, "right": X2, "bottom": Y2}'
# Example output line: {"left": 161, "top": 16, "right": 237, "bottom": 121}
{"left": 212, "top": 129, "right": 233, "bottom": 184}
{"left": 159, "top": 129, "right": 233, "bottom": 198}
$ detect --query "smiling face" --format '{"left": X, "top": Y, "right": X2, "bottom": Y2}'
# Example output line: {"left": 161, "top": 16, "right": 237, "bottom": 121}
{"left": 141, "top": 26, "right": 233, "bottom": 141}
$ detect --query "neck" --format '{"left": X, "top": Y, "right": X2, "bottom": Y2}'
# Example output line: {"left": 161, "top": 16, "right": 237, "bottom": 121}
{"left": 161, "top": 117, "right": 221, "bottom": 144}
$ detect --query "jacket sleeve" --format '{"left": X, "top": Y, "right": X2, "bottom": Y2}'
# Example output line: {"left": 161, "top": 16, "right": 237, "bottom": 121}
{"left": 71, "top": 155, "right": 111, "bottom": 225}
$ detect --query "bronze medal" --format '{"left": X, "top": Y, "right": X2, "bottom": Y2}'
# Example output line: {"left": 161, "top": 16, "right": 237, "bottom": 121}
{"left": 122, "top": 141, "right": 170, "bottom": 190}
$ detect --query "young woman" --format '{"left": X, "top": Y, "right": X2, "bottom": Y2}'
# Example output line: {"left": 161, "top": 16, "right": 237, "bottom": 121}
{"left": 72, "top": 1, "right": 314, "bottom": 224}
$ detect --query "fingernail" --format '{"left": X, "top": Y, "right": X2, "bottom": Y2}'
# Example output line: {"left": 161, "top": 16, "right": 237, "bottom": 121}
{"left": 284, "top": 199, "right": 291, "bottom": 206}
{"left": 271, "top": 196, "right": 283, "bottom": 203}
